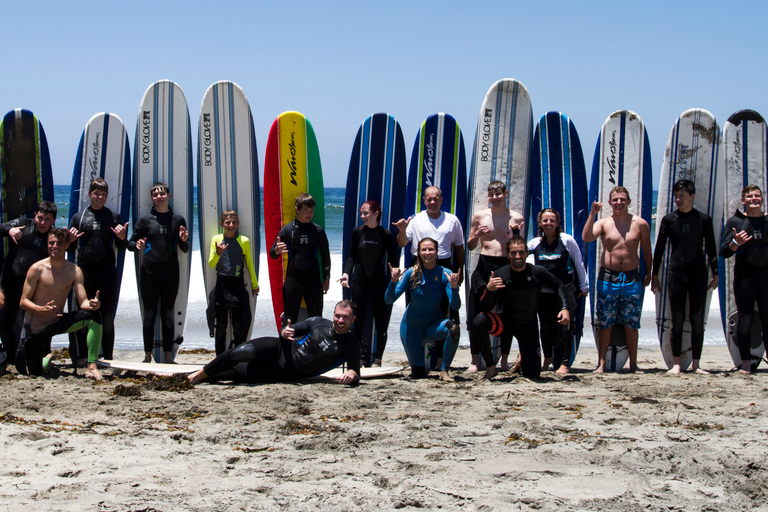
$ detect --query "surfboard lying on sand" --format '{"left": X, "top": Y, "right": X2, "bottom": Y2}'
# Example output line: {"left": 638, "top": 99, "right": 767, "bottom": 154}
{"left": 467, "top": 79, "right": 533, "bottom": 366}
{"left": 587, "top": 110, "right": 653, "bottom": 371}
{"left": 264, "top": 111, "right": 325, "bottom": 332}
{"left": 133, "top": 80, "right": 194, "bottom": 362}
{"left": 530, "top": 111, "right": 588, "bottom": 367}
{"left": 99, "top": 359, "right": 402, "bottom": 380}
{"left": 197, "top": 81, "right": 260, "bottom": 348}
{"left": 720, "top": 109, "right": 768, "bottom": 370}
{"left": 655, "top": 108, "right": 723, "bottom": 370}
{"left": 342, "top": 113, "right": 406, "bottom": 365}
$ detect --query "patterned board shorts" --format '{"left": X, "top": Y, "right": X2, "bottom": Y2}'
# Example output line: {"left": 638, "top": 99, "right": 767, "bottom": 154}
{"left": 595, "top": 267, "right": 643, "bottom": 329}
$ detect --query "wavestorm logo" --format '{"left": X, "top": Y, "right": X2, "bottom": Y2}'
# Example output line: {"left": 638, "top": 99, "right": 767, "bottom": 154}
{"left": 288, "top": 132, "right": 298, "bottom": 186}
{"left": 424, "top": 133, "right": 435, "bottom": 186}
{"left": 141, "top": 111, "right": 151, "bottom": 164}
{"left": 606, "top": 130, "right": 618, "bottom": 185}
{"left": 87, "top": 132, "right": 101, "bottom": 182}
{"left": 480, "top": 108, "right": 492, "bottom": 162}
{"left": 202, "top": 113, "right": 212, "bottom": 167}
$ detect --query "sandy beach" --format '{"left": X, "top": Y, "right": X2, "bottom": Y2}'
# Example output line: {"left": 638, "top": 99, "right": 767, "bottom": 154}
{"left": 1, "top": 345, "right": 767, "bottom": 511}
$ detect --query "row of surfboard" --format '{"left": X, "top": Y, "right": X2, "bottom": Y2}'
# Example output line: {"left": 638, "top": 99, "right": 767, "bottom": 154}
{"left": 0, "top": 78, "right": 764, "bottom": 372}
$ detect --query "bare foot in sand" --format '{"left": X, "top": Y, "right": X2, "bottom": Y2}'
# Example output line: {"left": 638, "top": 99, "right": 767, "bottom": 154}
{"left": 592, "top": 366, "right": 604, "bottom": 374}
{"left": 667, "top": 365, "right": 681, "bottom": 375}
{"left": 188, "top": 368, "right": 208, "bottom": 385}
{"left": 541, "top": 357, "right": 553, "bottom": 371}
{"left": 467, "top": 363, "right": 479, "bottom": 372}
{"left": 555, "top": 365, "right": 569, "bottom": 375}
{"left": 629, "top": 366, "right": 644, "bottom": 374}
{"left": 483, "top": 367, "right": 497, "bottom": 380}
{"left": 85, "top": 364, "right": 103, "bottom": 381}
{"left": 693, "top": 368, "right": 710, "bottom": 375}
{"left": 439, "top": 371, "right": 454, "bottom": 382}
{"left": 143, "top": 352, "right": 152, "bottom": 363}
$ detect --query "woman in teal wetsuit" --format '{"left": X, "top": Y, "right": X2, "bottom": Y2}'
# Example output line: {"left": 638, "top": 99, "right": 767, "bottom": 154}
{"left": 385, "top": 237, "right": 461, "bottom": 381}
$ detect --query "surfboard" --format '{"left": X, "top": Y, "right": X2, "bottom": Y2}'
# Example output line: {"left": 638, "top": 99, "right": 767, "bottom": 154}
{"left": 132, "top": 80, "right": 194, "bottom": 362}
{"left": 264, "top": 111, "right": 324, "bottom": 332}
{"left": 720, "top": 109, "right": 768, "bottom": 370}
{"left": 68, "top": 112, "right": 132, "bottom": 307}
{"left": 466, "top": 79, "right": 534, "bottom": 366}
{"left": 342, "top": 113, "right": 406, "bottom": 365}
{"left": 197, "top": 81, "right": 260, "bottom": 348}
{"left": 0, "top": 108, "right": 54, "bottom": 268}
{"left": 530, "top": 111, "right": 588, "bottom": 367}
{"left": 587, "top": 110, "right": 653, "bottom": 371}
{"left": 656, "top": 109, "right": 723, "bottom": 370}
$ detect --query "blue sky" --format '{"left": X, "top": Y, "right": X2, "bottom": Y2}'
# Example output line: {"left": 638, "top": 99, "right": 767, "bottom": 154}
{"left": 3, "top": 1, "right": 767, "bottom": 188}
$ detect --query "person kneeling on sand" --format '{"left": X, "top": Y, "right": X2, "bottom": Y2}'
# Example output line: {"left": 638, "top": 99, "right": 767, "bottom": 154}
{"left": 18, "top": 228, "right": 103, "bottom": 379}
{"left": 188, "top": 300, "right": 360, "bottom": 385}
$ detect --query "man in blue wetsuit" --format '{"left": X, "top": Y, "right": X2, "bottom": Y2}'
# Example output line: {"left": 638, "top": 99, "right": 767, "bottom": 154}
{"left": 188, "top": 300, "right": 360, "bottom": 385}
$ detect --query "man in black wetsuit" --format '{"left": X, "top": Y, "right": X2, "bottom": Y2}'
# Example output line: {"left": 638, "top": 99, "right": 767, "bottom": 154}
{"left": 651, "top": 179, "right": 718, "bottom": 374}
{"left": 187, "top": 300, "right": 360, "bottom": 385}
{"left": 470, "top": 236, "right": 570, "bottom": 380}
{"left": 721, "top": 184, "right": 768, "bottom": 374}
{"left": 0, "top": 200, "right": 56, "bottom": 371}
{"left": 68, "top": 178, "right": 128, "bottom": 362}
{"left": 269, "top": 193, "right": 331, "bottom": 327}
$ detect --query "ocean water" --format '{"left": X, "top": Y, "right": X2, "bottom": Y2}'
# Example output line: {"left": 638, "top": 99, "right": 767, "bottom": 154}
{"left": 50, "top": 186, "right": 727, "bottom": 355}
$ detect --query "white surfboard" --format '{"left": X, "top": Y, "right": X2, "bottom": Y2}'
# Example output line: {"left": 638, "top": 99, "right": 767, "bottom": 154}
{"left": 466, "top": 79, "right": 533, "bottom": 365}
{"left": 588, "top": 110, "right": 653, "bottom": 371}
{"left": 720, "top": 110, "right": 768, "bottom": 370}
{"left": 197, "top": 81, "right": 260, "bottom": 348}
{"left": 655, "top": 109, "right": 723, "bottom": 370}
{"left": 133, "top": 80, "right": 194, "bottom": 362}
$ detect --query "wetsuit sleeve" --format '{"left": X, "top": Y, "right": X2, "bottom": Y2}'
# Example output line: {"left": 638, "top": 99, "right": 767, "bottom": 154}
{"left": 127, "top": 216, "right": 149, "bottom": 252}
{"left": 241, "top": 236, "right": 258, "bottom": 287}
{"left": 113, "top": 211, "right": 128, "bottom": 251}
{"left": 720, "top": 216, "right": 739, "bottom": 258}
{"left": 177, "top": 216, "right": 190, "bottom": 253}
{"left": 478, "top": 281, "right": 497, "bottom": 311}
{"left": 318, "top": 226, "right": 331, "bottom": 281}
{"left": 563, "top": 235, "right": 589, "bottom": 293}
{"left": 0, "top": 217, "right": 27, "bottom": 236}
{"left": 344, "top": 334, "right": 362, "bottom": 376}
{"left": 269, "top": 223, "right": 291, "bottom": 259}
{"left": 652, "top": 216, "right": 670, "bottom": 276}
{"left": 343, "top": 228, "right": 360, "bottom": 276}
{"left": 702, "top": 214, "right": 718, "bottom": 275}
{"left": 443, "top": 270, "right": 461, "bottom": 310}
{"left": 290, "top": 316, "right": 324, "bottom": 338}
{"left": 208, "top": 234, "right": 221, "bottom": 269}
{"left": 384, "top": 228, "right": 399, "bottom": 268}
{"left": 385, "top": 268, "right": 411, "bottom": 305}
{"left": 67, "top": 212, "right": 81, "bottom": 255}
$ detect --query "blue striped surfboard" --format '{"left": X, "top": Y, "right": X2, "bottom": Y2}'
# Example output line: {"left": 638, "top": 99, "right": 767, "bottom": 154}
{"left": 467, "top": 79, "right": 534, "bottom": 366}
{"left": 720, "top": 109, "right": 768, "bottom": 370}
{"left": 0, "top": 109, "right": 54, "bottom": 268}
{"left": 197, "top": 80, "right": 261, "bottom": 348}
{"left": 530, "top": 111, "right": 588, "bottom": 366}
{"left": 342, "top": 113, "right": 406, "bottom": 364}
{"left": 68, "top": 112, "right": 132, "bottom": 315}
{"left": 587, "top": 110, "right": 653, "bottom": 371}
{"left": 133, "top": 80, "right": 194, "bottom": 361}
{"left": 655, "top": 108, "right": 722, "bottom": 370}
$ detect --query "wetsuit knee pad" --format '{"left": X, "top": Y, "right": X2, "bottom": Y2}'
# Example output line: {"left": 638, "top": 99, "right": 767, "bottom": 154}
{"left": 446, "top": 321, "right": 460, "bottom": 341}
{"left": 231, "top": 343, "right": 256, "bottom": 363}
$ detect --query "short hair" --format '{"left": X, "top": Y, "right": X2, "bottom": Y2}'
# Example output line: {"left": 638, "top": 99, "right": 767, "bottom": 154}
{"left": 742, "top": 184, "right": 762, "bottom": 199}
{"left": 537, "top": 208, "right": 562, "bottom": 238}
{"left": 423, "top": 186, "right": 443, "bottom": 199}
{"left": 295, "top": 193, "right": 315, "bottom": 210}
{"left": 361, "top": 200, "right": 382, "bottom": 222}
{"left": 221, "top": 210, "right": 238, "bottom": 223}
{"left": 335, "top": 299, "right": 356, "bottom": 313}
{"left": 506, "top": 235, "right": 528, "bottom": 253}
{"left": 609, "top": 186, "right": 631, "bottom": 201}
{"left": 672, "top": 179, "right": 695, "bottom": 196}
{"left": 89, "top": 178, "right": 109, "bottom": 194}
{"left": 150, "top": 182, "right": 170, "bottom": 196}
{"left": 48, "top": 227, "right": 70, "bottom": 244}
{"left": 36, "top": 201, "right": 57, "bottom": 217}
{"left": 488, "top": 181, "right": 507, "bottom": 194}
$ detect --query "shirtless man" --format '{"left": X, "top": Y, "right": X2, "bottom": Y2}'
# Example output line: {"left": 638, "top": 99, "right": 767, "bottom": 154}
{"left": 18, "top": 228, "right": 103, "bottom": 379}
{"left": 465, "top": 181, "right": 524, "bottom": 371}
{"left": 582, "top": 186, "right": 651, "bottom": 373}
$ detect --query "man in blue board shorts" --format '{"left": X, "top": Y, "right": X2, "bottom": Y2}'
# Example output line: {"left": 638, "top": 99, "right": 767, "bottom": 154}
{"left": 721, "top": 184, "right": 768, "bottom": 374}
{"left": 0, "top": 201, "right": 56, "bottom": 373}
{"left": 582, "top": 186, "right": 652, "bottom": 373}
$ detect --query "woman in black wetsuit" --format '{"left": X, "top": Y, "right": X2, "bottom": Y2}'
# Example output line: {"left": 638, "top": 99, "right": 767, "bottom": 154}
{"left": 339, "top": 200, "right": 399, "bottom": 367}
{"left": 127, "top": 183, "right": 189, "bottom": 363}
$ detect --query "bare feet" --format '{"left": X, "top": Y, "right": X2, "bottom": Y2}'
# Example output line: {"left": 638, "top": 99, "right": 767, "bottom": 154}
{"left": 85, "top": 364, "right": 103, "bottom": 381}
{"left": 467, "top": 363, "right": 479, "bottom": 373}
{"left": 629, "top": 366, "right": 644, "bottom": 374}
{"left": 667, "top": 365, "right": 681, "bottom": 375}
{"left": 541, "top": 357, "right": 553, "bottom": 371}
{"left": 555, "top": 365, "right": 569, "bottom": 375}
{"left": 188, "top": 368, "right": 208, "bottom": 385}
{"left": 693, "top": 368, "right": 710, "bottom": 375}
{"left": 143, "top": 352, "right": 152, "bottom": 363}
{"left": 164, "top": 351, "right": 174, "bottom": 364}
{"left": 592, "top": 366, "right": 604, "bottom": 374}
{"left": 500, "top": 362, "right": 511, "bottom": 372}
{"left": 439, "top": 371, "right": 454, "bottom": 382}
{"left": 483, "top": 367, "right": 497, "bottom": 380}
{"left": 372, "top": 359, "right": 382, "bottom": 368}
